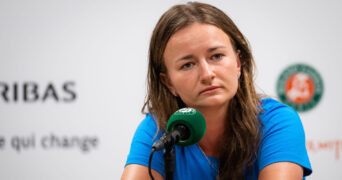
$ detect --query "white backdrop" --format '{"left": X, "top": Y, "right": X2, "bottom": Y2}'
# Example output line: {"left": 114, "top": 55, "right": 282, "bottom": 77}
{"left": 0, "top": 0, "right": 341, "bottom": 179}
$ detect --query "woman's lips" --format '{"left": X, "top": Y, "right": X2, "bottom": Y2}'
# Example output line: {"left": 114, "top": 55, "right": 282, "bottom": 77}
{"left": 200, "top": 86, "right": 221, "bottom": 94}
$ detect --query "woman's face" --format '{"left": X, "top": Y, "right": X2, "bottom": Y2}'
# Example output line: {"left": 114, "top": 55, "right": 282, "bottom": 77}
{"left": 161, "top": 23, "right": 241, "bottom": 110}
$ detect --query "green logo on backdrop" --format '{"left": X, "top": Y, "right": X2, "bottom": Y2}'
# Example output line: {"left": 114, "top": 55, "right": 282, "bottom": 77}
{"left": 276, "top": 63, "right": 323, "bottom": 112}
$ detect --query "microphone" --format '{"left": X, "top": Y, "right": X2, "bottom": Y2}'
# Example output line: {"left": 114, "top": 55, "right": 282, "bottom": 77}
{"left": 152, "top": 108, "right": 206, "bottom": 151}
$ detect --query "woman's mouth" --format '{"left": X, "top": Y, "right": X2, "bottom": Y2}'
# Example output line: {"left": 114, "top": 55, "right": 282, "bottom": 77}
{"left": 200, "top": 86, "right": 221, "bottom": 95}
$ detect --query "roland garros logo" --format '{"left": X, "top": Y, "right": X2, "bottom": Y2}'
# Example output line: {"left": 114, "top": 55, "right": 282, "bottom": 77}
{"left": 276, "top": 64, "right": 324, "bottom": 112}
{"left": 177, "top": 108, "right": 196, "bottom": 115}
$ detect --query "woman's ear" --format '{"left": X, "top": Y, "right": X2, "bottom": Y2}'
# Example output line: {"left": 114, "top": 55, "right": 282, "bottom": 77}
{"left": 160, "top": 73, "right": 177, "bottom": 96}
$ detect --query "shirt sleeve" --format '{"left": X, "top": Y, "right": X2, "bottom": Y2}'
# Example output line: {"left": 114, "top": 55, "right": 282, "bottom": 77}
{"left": 125, "top": 114, "right": 166, "bottom": 177}
{"left": 257, "top": 99, "right": 312, "bottom": 177}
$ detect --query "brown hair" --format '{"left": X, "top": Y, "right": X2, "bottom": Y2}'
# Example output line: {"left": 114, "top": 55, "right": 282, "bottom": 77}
{"left": 142, "top": 2, "right": 262, "bottom": 179}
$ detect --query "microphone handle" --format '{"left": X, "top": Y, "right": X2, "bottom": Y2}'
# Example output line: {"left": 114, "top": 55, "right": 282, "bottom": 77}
{"left": 152, "top": 128, "right": 181, "bottom": 151}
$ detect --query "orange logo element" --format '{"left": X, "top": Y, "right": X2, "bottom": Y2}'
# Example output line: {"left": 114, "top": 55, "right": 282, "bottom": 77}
{"left": 285, "top": 73, "right": 315, "bottom": 104}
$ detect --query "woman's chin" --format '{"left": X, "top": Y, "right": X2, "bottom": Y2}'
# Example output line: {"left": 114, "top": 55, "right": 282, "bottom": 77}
{"left": 194, "top": 98, "right": 230, "bottom": 109}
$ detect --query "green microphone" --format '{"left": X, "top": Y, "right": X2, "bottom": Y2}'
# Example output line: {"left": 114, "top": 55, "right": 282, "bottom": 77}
{"left": 152, "top": 108, "right": 206, "bottom": 151}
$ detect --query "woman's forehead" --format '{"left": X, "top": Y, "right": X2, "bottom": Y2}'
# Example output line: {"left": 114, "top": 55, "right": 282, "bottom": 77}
{"left": 164, "top": 23, "right": 233, "bottom": 58}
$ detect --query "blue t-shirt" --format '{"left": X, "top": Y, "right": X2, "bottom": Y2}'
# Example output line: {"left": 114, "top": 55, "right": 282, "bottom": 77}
{"left": 125, "top": 98, "right": 312, "bottom": 179}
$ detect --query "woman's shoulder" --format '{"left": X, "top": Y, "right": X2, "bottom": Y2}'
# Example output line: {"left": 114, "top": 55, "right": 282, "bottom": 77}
{"left": 260, "top": 98, "right": 293, "bottom": 112}
{"left": 139, "top": 114, "right": 157, "bottom": 127}
{"left": 259, "top": 98, "right": 301, "bottom": 127}
{"left": 257, "top": 98, "right": 312, "bottom": 176}
{"left": 133, "top": 114, "right": 162, "bottom": 139}
{"left": 260, "top": 98, "right": 298, "bottom": 116}
{"left": 137, "top": 113, "right": 161, "bottom": 129}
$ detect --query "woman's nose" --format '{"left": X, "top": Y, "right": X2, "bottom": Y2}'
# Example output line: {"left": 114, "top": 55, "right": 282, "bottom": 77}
{"left": 199, "top": 60, "right": 215, "bottom": 84}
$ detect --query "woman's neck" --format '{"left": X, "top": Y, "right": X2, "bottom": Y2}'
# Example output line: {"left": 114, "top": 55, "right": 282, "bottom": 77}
{"left": 197, "top": 105, "right": 227, "bottom": 157}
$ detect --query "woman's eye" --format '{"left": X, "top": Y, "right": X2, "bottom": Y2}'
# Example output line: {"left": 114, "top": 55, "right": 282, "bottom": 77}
{"left": 212, "top": 54, "right": 223, "bottom": 60}
{"left": 181, "top": 62, "right": 194, "bottom": 70}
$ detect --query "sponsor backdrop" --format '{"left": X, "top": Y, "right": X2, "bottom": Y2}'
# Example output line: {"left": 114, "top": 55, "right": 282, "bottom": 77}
{"left": 0, "top": 0, "right": 341, "bottom": 179}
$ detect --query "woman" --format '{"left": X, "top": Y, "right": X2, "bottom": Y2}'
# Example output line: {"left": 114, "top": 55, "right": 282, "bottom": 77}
{"left": 122, "top": 2, "right": 312, "bottom": 179}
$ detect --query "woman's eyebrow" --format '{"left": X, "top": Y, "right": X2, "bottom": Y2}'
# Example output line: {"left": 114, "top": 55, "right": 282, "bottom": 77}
{"left": 177, "top": 54, "right": 193, "bottom": 61}
{"left": 207, "top": 46, "right": 226, "bottom": 53}
{"left": 176, "top": 46, "right": 226, "bottom": 61}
